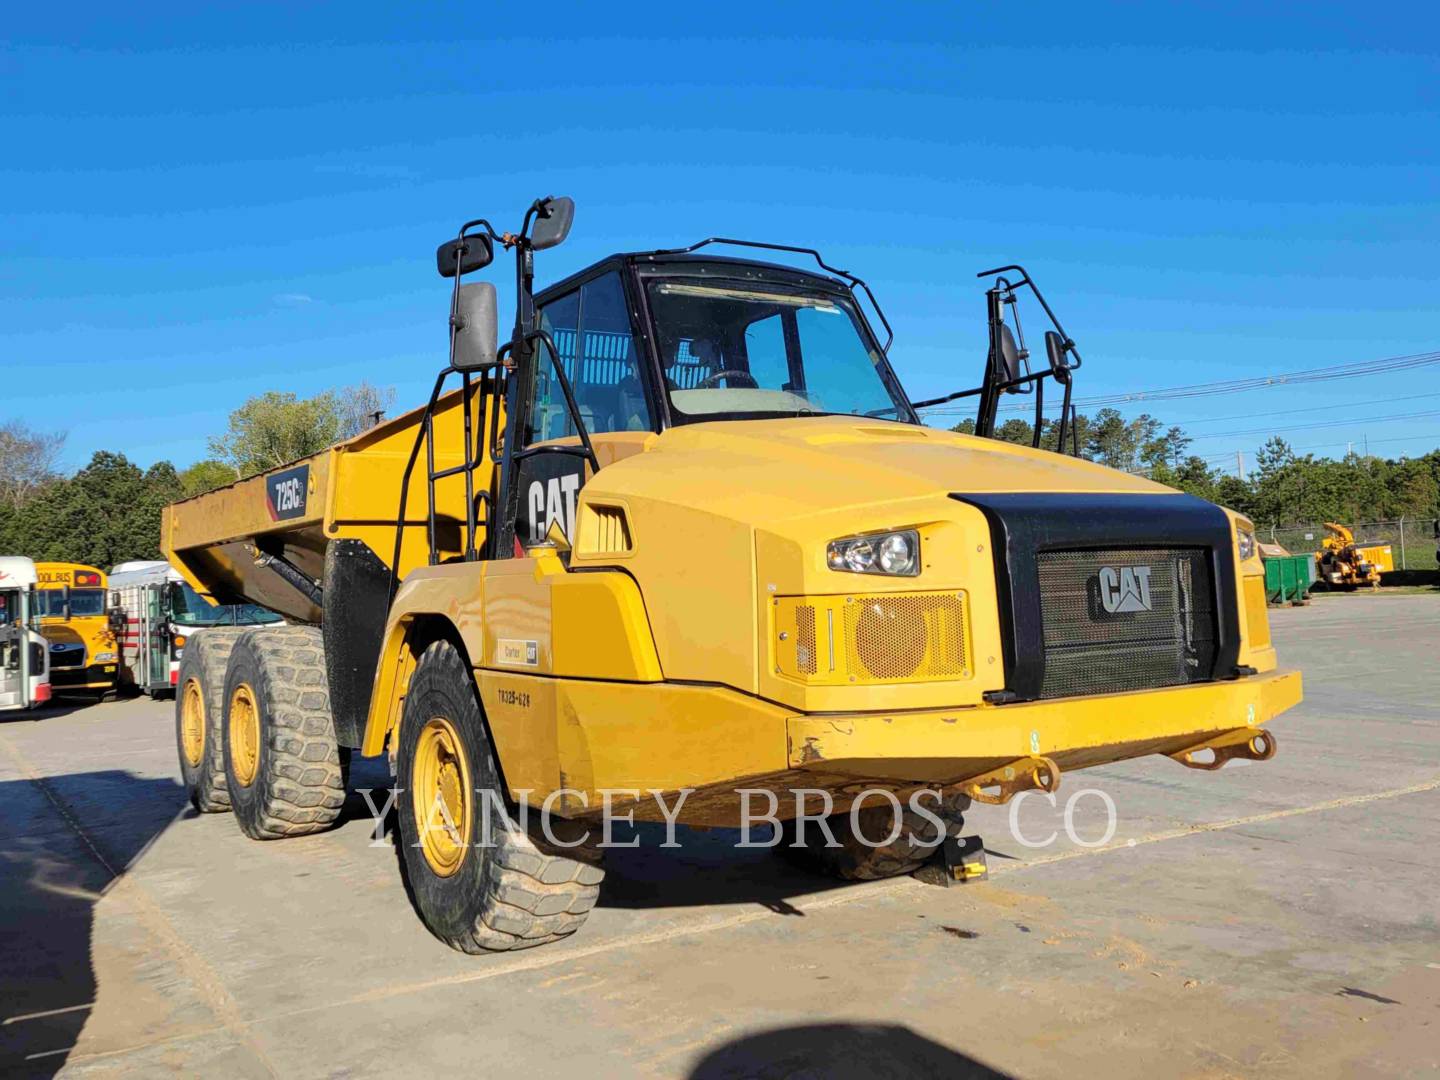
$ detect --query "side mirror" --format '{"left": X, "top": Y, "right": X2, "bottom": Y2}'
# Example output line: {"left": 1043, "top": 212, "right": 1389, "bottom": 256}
{"left": 530, "top": 196, "right": 575, "bottom": 251}
{"left": 62, "top": 586, "right": 71, "bottom": 622}
{"left": 108, "top": 609, "right": 127, "bottom": 636}
{"left": 997, "top": 323, "right": 1023, "bottom": 385}
{"left": 1044, "top": 330, "right": 1072, "bottom": 372}
{"left": 452, "top": 282, "right": 498, "bottom": 370}
{"left": 437, "top": 234, "right": 494, "bottom": 278}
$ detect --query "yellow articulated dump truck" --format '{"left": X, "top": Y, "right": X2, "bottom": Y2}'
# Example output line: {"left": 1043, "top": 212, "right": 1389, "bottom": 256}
{"left": 163, "top": 197, "right": 1301, "bottom": 953}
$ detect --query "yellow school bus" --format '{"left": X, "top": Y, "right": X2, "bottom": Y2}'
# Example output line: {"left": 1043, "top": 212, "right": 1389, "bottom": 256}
{"left": 34, "top": 562, "right": 119, "bottom": 696}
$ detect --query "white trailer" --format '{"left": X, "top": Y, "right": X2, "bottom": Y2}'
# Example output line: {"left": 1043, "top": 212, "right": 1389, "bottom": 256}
{"left": 108, "top": 561, "right": 282, "bottom": 696}
{"left": 0, "top": 556, "right": 52, "bottom": 712}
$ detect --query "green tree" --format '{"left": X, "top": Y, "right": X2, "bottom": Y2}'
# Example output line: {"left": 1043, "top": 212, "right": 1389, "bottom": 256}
{"left": 180, "top": 458, "right": 239, "bottom": 497}
{"left": 0, "top": 451, "right": 181, "bottom": 566}
{"left": 208, "top": 391, "right": 341, "bottom": 478}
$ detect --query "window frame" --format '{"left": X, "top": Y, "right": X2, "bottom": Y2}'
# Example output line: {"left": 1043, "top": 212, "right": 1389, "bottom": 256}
{"left": 633, "top": 263, "right": 917, "bottom": 427}
{"left": 527, "top": 262, "right": 662, "bottom": 444}
{"left": 528, "top": 254, "right": 919, "bottom": 434}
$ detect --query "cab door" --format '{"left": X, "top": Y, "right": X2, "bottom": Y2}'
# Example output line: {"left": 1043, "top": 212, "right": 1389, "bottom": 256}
{"left": 514, "top": 270, "right": 652, "bottom": 547}
{"left": 145, "top": 585, "right": 169, "bottom": 689}
{"left": 0, "top": 591, "right": 23, "bottom": 709}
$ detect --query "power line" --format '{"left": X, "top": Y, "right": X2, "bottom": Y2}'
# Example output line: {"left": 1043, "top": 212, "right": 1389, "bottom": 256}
{"left": 1187, "top": 408, "right": 1440, "bottom": 441}
{"left": 914, "top": 348, "right": 1440, "bottom": 415}
{"left": 1194, "top": 432, "right": 1439, "bottom": 464}
{"left": 1175, "top": 390, "right": 1440, "bottom": 427}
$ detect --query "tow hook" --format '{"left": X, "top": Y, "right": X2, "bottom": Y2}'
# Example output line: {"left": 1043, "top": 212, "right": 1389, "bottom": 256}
{"left": 958, "top": 755, "right": 1061, "bottom": 806}
{"left": 1168, "top": 728, "right": 1277, "bottom": 771}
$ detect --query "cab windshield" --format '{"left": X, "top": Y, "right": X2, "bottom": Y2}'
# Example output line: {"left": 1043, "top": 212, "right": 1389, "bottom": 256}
{"left": 645, "top": 281, "right": 913, "bottom": 423}
{"left": 35, "top": 589, "right": 105, "bottom": 617}
{"left": 170, "top": 583, "right": 282, "bottom": 627}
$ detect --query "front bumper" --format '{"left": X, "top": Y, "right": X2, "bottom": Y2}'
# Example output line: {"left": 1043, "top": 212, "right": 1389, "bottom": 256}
{"left": 785, "top": 667, "right": 1302, "bottom": 786}
{"left": 50, "top": 663, "right": 118, "bottom": 690}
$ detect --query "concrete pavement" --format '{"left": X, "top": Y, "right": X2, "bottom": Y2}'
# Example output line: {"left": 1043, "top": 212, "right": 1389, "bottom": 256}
{"left": 1, "top": 592, "right": 1437, "bottom": 1078}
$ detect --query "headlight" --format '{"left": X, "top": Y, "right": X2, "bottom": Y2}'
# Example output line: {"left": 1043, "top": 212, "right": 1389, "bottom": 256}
{"left": 1236, "top": 528, "right": 1256, "bottom": 562}
{"left": 827, "top": 529, "right": 920, "bottom": 576}
{"left": 93, "top": 651, "right": 117, "bottom": 663}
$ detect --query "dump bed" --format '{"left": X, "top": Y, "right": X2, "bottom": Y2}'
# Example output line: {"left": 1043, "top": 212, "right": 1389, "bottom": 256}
{"left": 163, "top": 386, "right": 492, "bottom": 623}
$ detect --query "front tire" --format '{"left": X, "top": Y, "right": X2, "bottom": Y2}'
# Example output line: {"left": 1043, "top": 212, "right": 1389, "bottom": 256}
{"left": 221, "top": 627, "right": 346, "bottom": 839}
{"left": 395, "top": 639, "right": 604, "bottom": 953}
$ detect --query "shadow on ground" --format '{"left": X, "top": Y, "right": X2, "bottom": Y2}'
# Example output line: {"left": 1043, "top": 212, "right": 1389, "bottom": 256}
{"left": 686, "top": 1023, "right": 1010, "bottom": 1079}
{"left": 0, "top": 769, "right": 185, "bottom": 1077}
{"left": 341, "top": 755, "right": 923, "bottom": 916}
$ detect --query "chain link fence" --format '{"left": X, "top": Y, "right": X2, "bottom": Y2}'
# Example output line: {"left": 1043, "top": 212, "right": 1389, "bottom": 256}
{"left": 1266, "top": 519, "right": 1440, "bottom": 570}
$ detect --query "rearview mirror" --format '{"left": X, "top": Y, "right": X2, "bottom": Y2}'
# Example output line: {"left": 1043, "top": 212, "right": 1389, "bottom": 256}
{"left": 452, "top": 282, "right": 498, "bottom": 370}
{"left": 436, "top": 234, "right": 494, "bottom": 278}
{"left": 1044, "top": 330, "right": 1072, "bottom": 373}
{"left": 997, "top": 323, "right": 1023, "bottom": 386}
{"left": 530, "top": 196, "right": 575, "bottom": 251}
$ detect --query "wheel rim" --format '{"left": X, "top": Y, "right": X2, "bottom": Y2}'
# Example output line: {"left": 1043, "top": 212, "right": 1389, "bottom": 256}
{"left": 411, "top": 716, "right": 473, "bottom": 877}
{"left": 180, "top": 677, "right": 205, "bottom": 767}
{"left": 229, "top": 683, "right": 260, "bottom": 787}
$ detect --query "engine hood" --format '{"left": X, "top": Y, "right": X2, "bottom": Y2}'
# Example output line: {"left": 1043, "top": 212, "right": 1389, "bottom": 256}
{"left": 591, "top": 416, "right": 1175, "bottom": 525}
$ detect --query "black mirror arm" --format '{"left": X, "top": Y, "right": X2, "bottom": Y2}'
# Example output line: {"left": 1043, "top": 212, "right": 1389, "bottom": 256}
{"left": 911, "top": 366, "right": 1052, "bottom": 409}
{"left": 977, "top": 264, "right": 1083, "bottom": 373}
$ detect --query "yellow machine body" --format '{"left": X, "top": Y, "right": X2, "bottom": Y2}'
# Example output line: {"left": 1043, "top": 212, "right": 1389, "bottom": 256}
{"left": 166, "top": 402, "right": 1299, "bottom": 825}
{"left": 1316, "top": 522, "right": 1388, "bottom": 587}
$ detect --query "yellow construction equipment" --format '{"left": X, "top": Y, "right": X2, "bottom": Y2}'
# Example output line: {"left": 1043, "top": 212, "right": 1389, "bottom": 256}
{"left": 1316, "top": 522, "right": 1390, "bottom": 588}
{"left": 162, "top": 197, "right": 1301, "bottom": 953}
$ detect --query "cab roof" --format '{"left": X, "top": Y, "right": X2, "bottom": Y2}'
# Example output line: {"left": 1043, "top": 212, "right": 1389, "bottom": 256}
{"left": 537, "top": 252, "right": 850, "bottom": 305}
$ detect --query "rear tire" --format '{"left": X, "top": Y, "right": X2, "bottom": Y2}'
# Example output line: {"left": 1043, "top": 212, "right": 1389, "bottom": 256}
{"left": 395, "top": 639, "right": 604, "bottom": 953}
{"left": 221, "top": 626, "right": 346, "bottom": 839}
{"left": 782, "top": 791, "right": 971, "bottom": 880}
{"left": 176, "top": 628, "right": 245, "bottom": 813}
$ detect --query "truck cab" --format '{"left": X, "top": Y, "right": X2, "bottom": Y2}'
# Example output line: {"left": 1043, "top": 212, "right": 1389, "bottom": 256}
{"left": 109, "top": 560, "right": 283, "bottom": 696}
{"left": 0, "top": 557, "right": 52, "bottom": 712}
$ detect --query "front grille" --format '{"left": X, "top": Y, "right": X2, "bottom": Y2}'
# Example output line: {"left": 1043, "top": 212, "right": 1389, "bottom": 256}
{"left": 1036, "top": 547, "right": 1216, "bottom": 699}
{"left": 49, "top": 643, "right": 86, "bottom": 669}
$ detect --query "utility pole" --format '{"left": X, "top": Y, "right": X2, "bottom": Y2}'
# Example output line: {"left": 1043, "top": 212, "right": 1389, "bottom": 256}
{"left": 1235, "top": 450, "right": 1243, "bottom": 480}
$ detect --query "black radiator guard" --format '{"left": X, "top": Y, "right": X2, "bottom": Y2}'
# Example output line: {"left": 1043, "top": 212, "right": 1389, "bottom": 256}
{"left": 950, "top": 492, "right": 1243, "bottom": 701}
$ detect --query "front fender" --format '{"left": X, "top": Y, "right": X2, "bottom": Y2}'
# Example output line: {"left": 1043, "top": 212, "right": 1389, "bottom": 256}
{"left": 360, "top": 562, "right": 486, "bottom": 757}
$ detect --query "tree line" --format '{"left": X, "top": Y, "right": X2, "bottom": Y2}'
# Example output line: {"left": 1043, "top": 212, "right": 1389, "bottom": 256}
{"left": 951, "top": 406, "right": 1440, "bottom": 526}
{"left": 0, "top": 382, "right": 395, "bottom": 567}
{"left": 2, "top": 391, "right": 1434, "bottom": 569}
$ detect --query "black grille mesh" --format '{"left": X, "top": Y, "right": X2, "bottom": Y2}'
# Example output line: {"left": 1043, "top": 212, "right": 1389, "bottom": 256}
{"left": 1036, "top": 547, "right": 1216, "bottom": 699}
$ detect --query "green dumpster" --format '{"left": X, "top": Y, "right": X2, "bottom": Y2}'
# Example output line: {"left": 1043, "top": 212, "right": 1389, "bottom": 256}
{"left": 1263, "top": 555, "right": 1313, "bottom": 605}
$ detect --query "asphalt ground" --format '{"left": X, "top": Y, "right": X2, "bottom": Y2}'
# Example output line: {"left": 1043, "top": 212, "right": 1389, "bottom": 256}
{"left": 1, "top": 591, "right": 1437, "bottom": 1078}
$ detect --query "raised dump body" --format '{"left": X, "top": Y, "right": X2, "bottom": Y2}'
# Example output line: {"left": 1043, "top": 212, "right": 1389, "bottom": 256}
{"left": 163, "top": 198, "right": 1302, "bottom": 955}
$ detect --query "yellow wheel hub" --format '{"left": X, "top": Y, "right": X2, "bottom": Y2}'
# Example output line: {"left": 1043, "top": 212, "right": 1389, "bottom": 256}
{"left": 180, "top": 677, "right": 206, "bottom": 768}
{"left": 412, "top": 717, "right": 473, "bottom": 877}
{"left": 229, "top": 683, "right": 261, "bottom": 787}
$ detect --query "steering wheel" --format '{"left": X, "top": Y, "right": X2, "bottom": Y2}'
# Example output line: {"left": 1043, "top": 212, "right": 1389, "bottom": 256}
{"left": 697, "top": 369, "right": 759, "bottom": 389}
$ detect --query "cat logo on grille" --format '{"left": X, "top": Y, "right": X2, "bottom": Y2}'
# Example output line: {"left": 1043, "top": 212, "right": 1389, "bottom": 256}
{"left": 1097, "top": 565, "right": 1153, "bottom": 614}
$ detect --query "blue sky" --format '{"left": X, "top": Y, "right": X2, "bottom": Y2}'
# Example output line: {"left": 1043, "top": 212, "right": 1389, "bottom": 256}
{"left": 4, "top": 2, "right": 1438, "bottom": 474}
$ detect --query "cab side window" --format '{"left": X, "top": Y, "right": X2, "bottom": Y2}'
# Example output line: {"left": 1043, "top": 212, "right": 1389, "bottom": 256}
{"left": 528, "top": 271, "right": 652, "bottom": 443}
